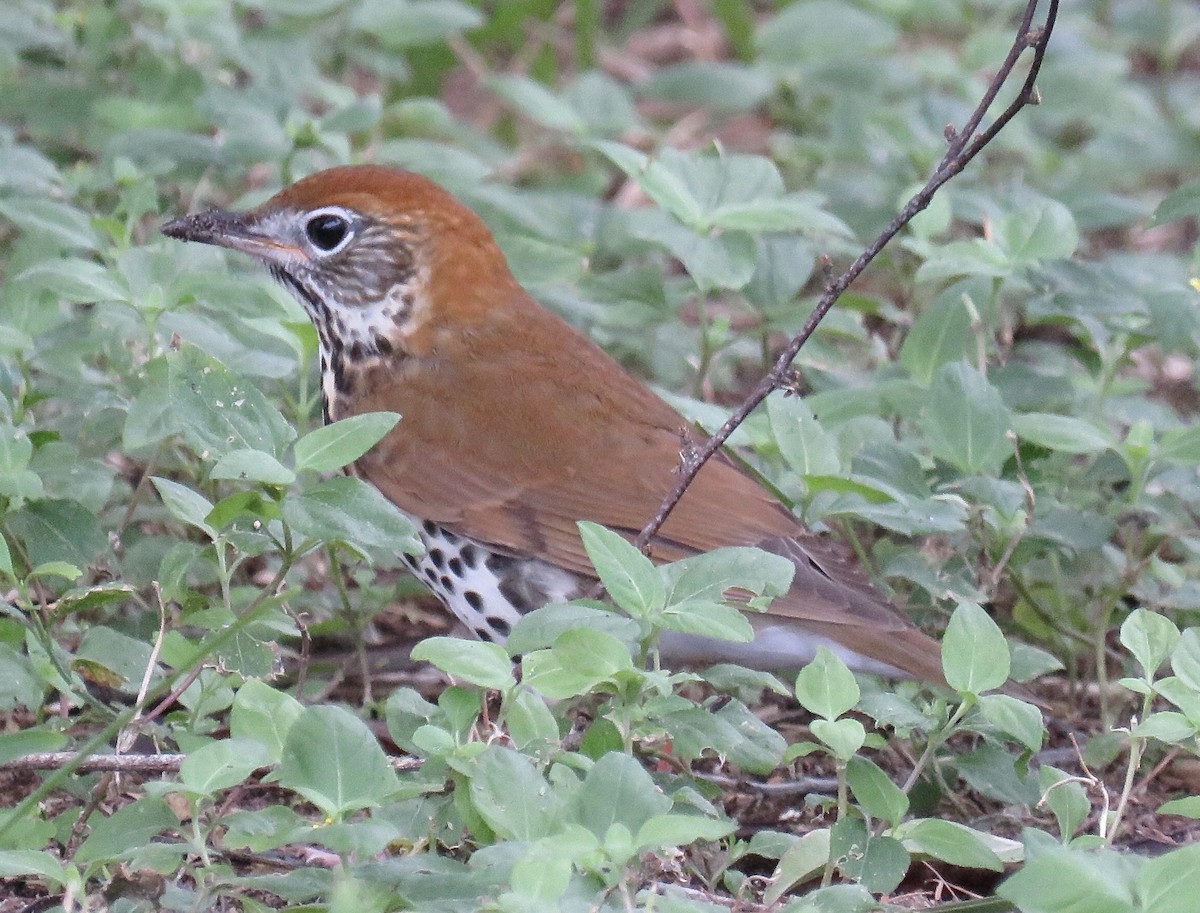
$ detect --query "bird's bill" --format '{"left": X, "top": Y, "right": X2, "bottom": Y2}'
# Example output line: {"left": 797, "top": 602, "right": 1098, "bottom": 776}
{"left": 161, "top": 210, "right": 300, "bottom": 265}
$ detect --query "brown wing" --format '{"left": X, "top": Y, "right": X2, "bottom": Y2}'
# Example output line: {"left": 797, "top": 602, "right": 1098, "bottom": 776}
{"left": 349, "top": 283, "right": 942, "bottom": 680}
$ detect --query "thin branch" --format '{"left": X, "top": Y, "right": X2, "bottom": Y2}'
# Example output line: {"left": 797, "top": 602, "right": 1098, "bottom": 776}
{"left": 633, "top": 0, "right": 1058, "bottom": 552}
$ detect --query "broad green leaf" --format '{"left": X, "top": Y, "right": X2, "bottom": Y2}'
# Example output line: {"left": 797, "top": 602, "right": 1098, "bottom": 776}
{"left": 1120, "top": 609, "right": 1179, "bottom": 679}
{"left": 998, "top": 199, "right": 1079, "bottom": 263}
{"left": 661, "top": 547, "right": 794, "bottom": 608}
{"left": 846, "top": 756, "right": 908, "bottom": 827}
{"left": 1011, "top": 412, "right": 1116, "bottom": 455}
{"left": 664, "top": 701, "right": 787, "bottom": 774}
{"left": 899, "top": 819, "right": 1003, "bottom": 871}
{"left": 166, "top": 347, "right": 295, "bottom": 460}
{"left": 809, "top": 717, "right": 866, "bottom": 761}
{"left": 900, "top": 295, "right": 974, "bottom": 386}
{"left": 348, "top": 0, "right": 483, "bottom": 47}
{"left": 0, "top": 850, "right": 69, "bottom": 885}
{"left": 179, "top": 738, "right": 273, "bottom": 797}
{"left": 278, "top": 705, "right": 399, "bottom": 818}
{"left": 766, "top": 830, "right": 830, "bottom": 904}
{"left": 794, "top": 647, "right": 859, "bottom": 720}
{"left": 292, "top": 412, "right": 400, "bottom": 473}
{"left": 505, "top": 689, "right": 560, "bottom": 752}
{"left": 209, "top": 449, "right": 295, "bottom": 486}
{"left": 550, "top": 628, "right": 633, "bottom": 678}
{"left": 658, "top": 598, "right": 755, "bottom": 642}
{"left": 578, "top": 521, "right": 665, "bottom": 616}
{"left": 76, "top": 798, "right": 177, "bottom": 863}
{"left": 410, "top": 637, "right": 515, "bottom": 691}
{"left": 575, "top": 752, "right": 670, "bottom": 839}
{"left": 466, "top": 744, "right": 561, "bottom": 840}
{"left": 488, "top": 74, "right": 586, "bottom": 133}
{"left": 1039, "top": 765, "right": 1091, "bottom": 840}
{"left": 634, "top": 814, "right": 735, "bottom": 850}
{"left": 13, "top": 259, "right": 126, "bottom": 302}
{"left": 1135, "top": 842, "right": 1200, "bottom": 913}
{"left": 8, "top": 499, "right": 107, "bottom": 568}
{"left": 998, "top": 846, "right": 1137, "bottom": 913}
{"left": 942, "top": 601, "right": 1010, "bottom": 694}
{"left": 978, "top": 693, "right": 1044, "bottom": 751}
{"left": 282, "top": 476, "right": 420, "bottom": 554}
{"left": 767, "top": 393, "right": 840, "bottom": 477}
{"left": 151, "top": 477, "right": 216, "bottom": 538}
{"left": 231, "top": 680, "right": 305, "bottom": 761}
{"left": 0, "top": 196, "right": 98, "bottom": 250}
{"left": 1151, "top": 180, "right": 1200, "bottom": 226}
{"left": 922, "top": 363, "right": 1011, "bottom": 475}
{"left": 1171, "top": 628, "right": 1200, "bottom": 692}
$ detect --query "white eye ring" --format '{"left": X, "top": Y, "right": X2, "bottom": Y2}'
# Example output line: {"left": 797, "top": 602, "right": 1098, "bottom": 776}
{"left": 303, "top": 206, "right": 355, "bottom": 255}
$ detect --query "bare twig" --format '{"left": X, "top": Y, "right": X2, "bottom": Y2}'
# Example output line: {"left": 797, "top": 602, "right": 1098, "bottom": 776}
{"left": 633, "top": 0, "right": 1059, "bottom": 552}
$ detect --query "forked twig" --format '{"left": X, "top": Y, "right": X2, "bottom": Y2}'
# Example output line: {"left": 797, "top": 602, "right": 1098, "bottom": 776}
{"left": 634, "top": 0, "right": 1059, "bottom": 552}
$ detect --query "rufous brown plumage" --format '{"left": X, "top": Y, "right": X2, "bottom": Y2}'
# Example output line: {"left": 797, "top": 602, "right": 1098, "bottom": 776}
{"left": 163, "top": 164, "right": 946, "bottom": 684}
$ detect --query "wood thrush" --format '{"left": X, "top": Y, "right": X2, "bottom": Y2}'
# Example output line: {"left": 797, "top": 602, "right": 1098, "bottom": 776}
{"left": 162, "top": 164, "right": 946, "bottom": 684}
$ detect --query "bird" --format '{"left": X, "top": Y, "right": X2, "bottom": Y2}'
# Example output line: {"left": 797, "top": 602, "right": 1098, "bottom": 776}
{"left": 161, "top": 164, "right": 946, "bottom": 684}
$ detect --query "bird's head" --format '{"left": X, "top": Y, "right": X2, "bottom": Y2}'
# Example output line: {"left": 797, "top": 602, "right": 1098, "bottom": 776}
{"left": 162, "top": 165, "right": 512, "bottom": 360}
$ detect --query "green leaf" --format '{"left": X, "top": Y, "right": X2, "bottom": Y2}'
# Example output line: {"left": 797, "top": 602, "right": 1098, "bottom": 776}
{"left": 410, "top": 637, "right": 516, "bottom": 691}
{"left": 151, "top": 477, "right": 216, "bottom": 538}
{"left": 209, "top": 449, "right": 295, "bottom": 486}
{"left": 1039, "top": 765, "right": 1091, "bottom": 840}
{"left": 1011, "top": 413, "right": 1116, "bottom": 455}
{"left": 0, "top": 196, "right": 98, "bottom": 250}
{"left": 179, "top": 738, "right": 272, "bottom": 798}
{"left": 922, "top": 362, "right": 1011, "bottom": 475}
{"left": 76, "top": 798, "right": 177, "bottom": 863}
{"left": 846, "top": 756, "right": 908, "bottom": 827}
{"left": 1135, "top": 842, "right": 1200, "bottom": 913}
{"left": 349, "top": 0, "right": 483, "bottom": 48}
{"left": 634, "top": 814, "right": 735, "bottom": 850}
{"left": 899, "top": 819, "right": 1003, "bottom": 871}
{"left": 466, "top": 744, "right": 561, "bottom": 840}
{"left": 767, "top": 393, "right": 840, "bottom": 477}
{"left": 8, "top": 499, "right": 107, "bottom": 569}
{"left": 292, "top": 412, "right": 401, "bottom": 473}
{"left": 278, "top": 706, "right": 399, "bottom": 818}
{"left": 282, "top": 476, "right": 420, "bottom": 554}
{"left": 659, "top": 599, "right": 754, "bottom": 642}
{"left": 1120, "top": 609, "right": 1180, "bottom": 679}
{"left": 900, "top": 295, "right": 974, "bottom": 386}
{"left": 0, "top": 850, "right": 69, "bottom": 886}
{"left": 830, "top": 817, "right": 908, "bottom": 894}
{"left": 1171, "top": 628, "right": 1200, "bottom": 692}
{"left": 978, "top": 693, "right": 1044, "bottom": 751}
{"left": 998, "top": 846, "right": 1137, "bottom": 913}
{"left": 662, "top": 547, "right": 794, "bottom": 609}
{"left": 577, "top": 521, "right": 665, "bottom": 616}
{"left": 809, "top": 717, "right": 866, "bottom": 761}
{"left": 998, "top": 198, "right": 1079, "bottom": 263}
{"left": 13, "top": 259, "right": 127, "bottom": 303}
{"left": 765, "top": 830, "right": 830, "bottom": 904}
{"left": 550, "top": 628, "right": 633, "bottom": 679}
{"left": 488, "top": 74, "right": 586, "bottom": 133}
{"left": 505, "top": 689, "right": 560, "bottom": 752}
{"left": 230, "top": 680, "right": 305, "bottom": 762}
{"left": 1158, "top": 796, "right": 1200, "bottom": 818}
{"left": 794, "top": 647, "right": 860, "bottom": 720}
{"left": 575, "top": 752, "right": 670, "bottom": 839}
{"left": 942, "top": 601, "right": 1010, "bottom": 694}
{"left": 1151, "top": 181, "right": 1200, "bottom": 226}
{"left": 166, "top": 347, "right": 295, "bottom": 460}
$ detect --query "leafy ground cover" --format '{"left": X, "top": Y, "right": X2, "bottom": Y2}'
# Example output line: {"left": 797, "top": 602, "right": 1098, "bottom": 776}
{"left": 1, "top": 0, "right": 1200, "bottom": 910}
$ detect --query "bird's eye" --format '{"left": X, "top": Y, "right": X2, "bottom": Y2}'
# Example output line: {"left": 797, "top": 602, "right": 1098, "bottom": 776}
{"left": 305, "top": 213, "right": 350, "bottom": 252}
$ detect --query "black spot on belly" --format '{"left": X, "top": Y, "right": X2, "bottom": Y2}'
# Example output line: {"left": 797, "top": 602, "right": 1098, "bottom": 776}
{"left": 440, "top": 575, "right": 455, "bottom": 593}
{"left": 422, "top": 519, "right": 438, "bottom": 536}
{"left": 486, "top": 616, "right": 512, "bottom": 637}
{"left": 448, "top": 557, "right": 463, "bottom": 576}
{"left": 465, "top": 591, "right": 483, "bottom": 611}
{"left": 485, "top": 553, "right": 515, "bottom": 573}
{"left": 461, "top": 545, "right": 480, "bottom": 568}
{"left": 374, "top": 335, "right": 393, "bottom": 355}
{"left": 423, "top": 567, "right": 438, "bottom": 583}
{"left": 429, "top": 548, "right": 446, "bottom": 570}
{"left": 476, "top": 628, "right": 494, "bottom": 643}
